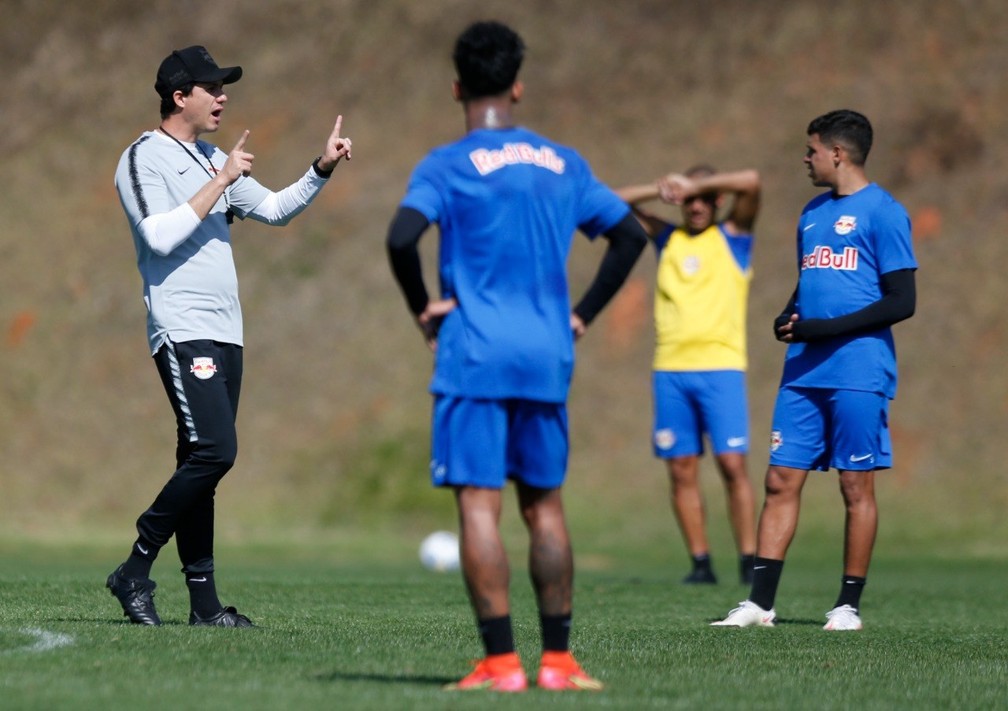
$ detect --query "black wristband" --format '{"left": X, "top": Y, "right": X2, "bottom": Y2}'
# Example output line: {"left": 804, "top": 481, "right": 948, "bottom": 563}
{"left": 312, "top": 156, "right": 334, "bottom": 178}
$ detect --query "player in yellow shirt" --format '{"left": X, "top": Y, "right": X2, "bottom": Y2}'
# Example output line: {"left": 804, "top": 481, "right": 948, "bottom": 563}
{"left": 616, "top": 166, "right": 760, "bottom": 584}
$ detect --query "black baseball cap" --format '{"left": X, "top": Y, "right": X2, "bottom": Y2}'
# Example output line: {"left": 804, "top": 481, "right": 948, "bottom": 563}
{"left": 155, "top": 45, "right": 242, "bottom": 98}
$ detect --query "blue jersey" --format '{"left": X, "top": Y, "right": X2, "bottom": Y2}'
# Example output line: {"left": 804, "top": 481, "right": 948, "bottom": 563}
{"left": 782, "top": 183, "right": 916, "bottom": 398}
{"left": 400, "top": 126, "right": 629, "bottom": 402}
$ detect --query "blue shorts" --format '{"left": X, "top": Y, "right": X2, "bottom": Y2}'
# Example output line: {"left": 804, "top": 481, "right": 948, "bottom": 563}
{"left": 430, "top": 395, "right": 568, "bottom": 489}
{"left": 652, "top": 370, "right": 749, "bottom": 458}
{"left": 768, "top": 386, "right": 891, "bottom": 472}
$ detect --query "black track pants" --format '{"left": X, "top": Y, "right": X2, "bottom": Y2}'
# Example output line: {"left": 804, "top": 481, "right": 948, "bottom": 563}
{"left": 137, "top": 339, "right": 243, "bottom": 575}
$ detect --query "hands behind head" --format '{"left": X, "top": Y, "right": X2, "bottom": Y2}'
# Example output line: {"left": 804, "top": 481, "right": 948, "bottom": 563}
{"left": 657, "top": 173, "right": 692, "bottom": 204}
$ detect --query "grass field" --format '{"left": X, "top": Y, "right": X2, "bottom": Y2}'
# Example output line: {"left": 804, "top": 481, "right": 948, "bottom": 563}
{"left": 1, "top": 540, "right": 1005, "bottom": 710}
{"left": 2, "top": 3, "right": 1007, "bottom": 708}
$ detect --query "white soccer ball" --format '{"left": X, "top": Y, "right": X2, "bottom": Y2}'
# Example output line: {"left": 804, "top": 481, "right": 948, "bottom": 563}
{"left": 419, "top": 530, "right": 460, "bottom": 572}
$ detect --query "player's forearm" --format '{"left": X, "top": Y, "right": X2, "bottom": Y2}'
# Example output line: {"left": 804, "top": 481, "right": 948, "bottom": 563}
{"left": 386, "top": 207, "right": 431, "bottom": 315}
{"left": 573, "top": 214, "right": 647, "bottom": 325}
{"left": 613, "top": 182, "right": 661, "bottom": 206}
{"left": 388, "top": 248, "right": 428, "bottom": 316}
{"left": 688, "top": 169, "right": 760, "bottom": 197}
{"left": 791, "top": 269, "right": 916, "bottom": 342}
{"left": 773, "top": 289, "right": 799, "bottom": 341}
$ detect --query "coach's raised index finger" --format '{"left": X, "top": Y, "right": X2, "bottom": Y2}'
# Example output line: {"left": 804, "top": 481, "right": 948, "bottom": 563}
{"left": 233, "top": 130, "right": 250, "bottom": 152}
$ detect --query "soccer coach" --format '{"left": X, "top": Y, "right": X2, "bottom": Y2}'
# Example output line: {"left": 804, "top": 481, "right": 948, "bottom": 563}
{"left": 108, "top": 45, "right": 351, "bottom": 627}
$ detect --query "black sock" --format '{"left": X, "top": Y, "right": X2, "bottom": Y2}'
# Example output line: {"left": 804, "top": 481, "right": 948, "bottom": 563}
{"left": 186, "top": 572, "right": 223, "bottom": 618}
{"left": 835, "top": 575, "right": 866, "bottom": 610}
{"left": 749, "top": 557, "right": 784, "bottom": 611}
{"left": 540, "top": 613, "right": 572, "bottom": 652}
{"left": 740, "top": 553, "right": 756, "bottom": 577}
{"left": 477, "top": 615, "right": 515, "bottom": 656}
{"left": 120, "top": 539, "right": 158, "bottom": 579}
{"left": 691, "top": 553, "right": 712, "bottom": 571}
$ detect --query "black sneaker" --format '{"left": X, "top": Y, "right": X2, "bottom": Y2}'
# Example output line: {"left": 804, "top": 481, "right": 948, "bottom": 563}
{"left": 189, "top": 606, "right": 254, "bottom": 627}
{"left": 682, "top": 567, "right": 718, "bottom": 585}
{"left": 106, "top": 565, "right": 162, "bottom": 625}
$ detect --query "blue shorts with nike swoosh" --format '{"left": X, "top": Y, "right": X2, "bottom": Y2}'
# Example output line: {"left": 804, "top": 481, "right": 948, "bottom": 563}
{"left": 768, "top": 386, "right": 891, "bottom": 472}
{"left": 652, "top": 370, "right": 749, "bottom": 458}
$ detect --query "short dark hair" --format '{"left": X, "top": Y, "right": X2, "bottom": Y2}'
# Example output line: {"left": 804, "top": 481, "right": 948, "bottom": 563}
{"left": 807, "top": 109, "right": 873, "bottom": 165}
{"left": 159, "top": 82, "right": 194, "bottom": 119}
{"left": 453, "top": 21, "right": 525, "bottom": 99}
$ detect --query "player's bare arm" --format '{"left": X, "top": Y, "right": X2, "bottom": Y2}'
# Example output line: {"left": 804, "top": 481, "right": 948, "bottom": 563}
{"left": 667, "top": 170, "right": 761, "bottom": 234}
{"left": 613, "top": 182, "right": 670, "bottom": 239}
{"left": 719, "top": 170, "right": 760, "bottom": 233}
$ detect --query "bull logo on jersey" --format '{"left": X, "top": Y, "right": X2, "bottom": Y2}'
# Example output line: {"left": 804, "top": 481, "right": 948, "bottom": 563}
{"left": 681, "top": 255, "right": 701, "bottom": 276}
{"left": 190, "top": 357, "right": 217, "bottom": 380}
{"left": 770, "top": 430, "right": 783, "bottom": 452}
{"left": 833, "top": 215, "right": 857, "bottom": 235}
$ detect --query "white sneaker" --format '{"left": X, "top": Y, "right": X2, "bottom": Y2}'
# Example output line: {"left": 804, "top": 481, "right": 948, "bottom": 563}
{"left": 711, "top": 600, "right": 776, "bottom": 627}
{"left": 823, "top": 604, "right": 863, "bottom": 631}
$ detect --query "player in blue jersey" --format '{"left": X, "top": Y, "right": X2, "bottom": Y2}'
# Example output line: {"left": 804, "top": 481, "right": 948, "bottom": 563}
{"left": 387, "top": 21, "right": 647, "bottom": 691}
{"left": 108, "top": 46, "right": 352, "bottom": 628}
{"left": 713, "top": 110, "right": 916, "bottom": 631}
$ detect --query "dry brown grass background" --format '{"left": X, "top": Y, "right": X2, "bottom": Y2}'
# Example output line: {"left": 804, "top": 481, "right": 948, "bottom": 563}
{"left": 1, "top": 1, "right": 1006, "bottom": 561}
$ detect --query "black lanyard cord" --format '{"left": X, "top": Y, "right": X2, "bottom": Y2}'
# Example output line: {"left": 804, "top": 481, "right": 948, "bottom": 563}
{"left": 157, "top": 126, "right": 235, "bottom": 223}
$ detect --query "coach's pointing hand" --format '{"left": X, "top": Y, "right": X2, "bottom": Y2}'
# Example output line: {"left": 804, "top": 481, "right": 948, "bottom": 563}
{"left": 221, "top": 130, "right": 254, "bottom": 183}
{"left": 316, "top": 115, "right": 352, "bottom": 173}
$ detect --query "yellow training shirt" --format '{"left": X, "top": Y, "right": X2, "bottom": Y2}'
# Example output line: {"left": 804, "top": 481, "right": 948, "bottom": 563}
{"left": 653, "top": 223, "right": 753, "bottom": 371}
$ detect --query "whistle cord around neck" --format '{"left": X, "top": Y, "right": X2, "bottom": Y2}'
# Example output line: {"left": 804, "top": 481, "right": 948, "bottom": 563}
{"left": 158, "top": 126, "right": 233, "bottom": 222}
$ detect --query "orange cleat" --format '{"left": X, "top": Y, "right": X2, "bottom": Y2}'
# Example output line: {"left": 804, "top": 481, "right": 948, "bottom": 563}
{"left": 444, "top": 652, "right": 528, "bottom": 692}
{"left": 536, "top": 650, "right": 604, "bottom": 691}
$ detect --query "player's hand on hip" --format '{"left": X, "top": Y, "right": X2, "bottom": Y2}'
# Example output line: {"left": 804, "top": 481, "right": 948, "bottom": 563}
{"left": 317, "top": 115, "right": 352, "bottom": 172}
{"left": 221, "top": 130, "right": 254, "bottom": 183}
{"left": 570, "top": 312, "right": 586, "bottom": 340}
{"left": 417, "top": 297, "right": 457, "bottom": 352}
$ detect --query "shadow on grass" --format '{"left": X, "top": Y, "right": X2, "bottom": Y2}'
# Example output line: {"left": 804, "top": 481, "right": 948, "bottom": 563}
{"left": 312, "top": 670, "right": 452, "bottom": 686}
{"left": 772, "top": 618, "right": 822, "bottom": 626}
{"left": 702, "top": 617, "right": 822, "bottom": 627}
{"left": 56, "top": 617, "right": 257, "bottom": 628}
